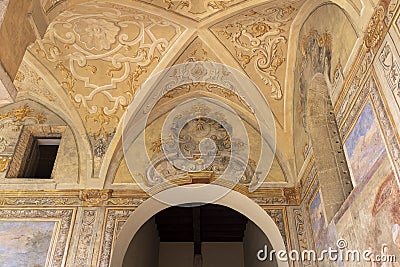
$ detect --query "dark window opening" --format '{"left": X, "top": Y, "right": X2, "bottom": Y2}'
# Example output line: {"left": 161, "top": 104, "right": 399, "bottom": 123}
{"left": 155, "top": 204, "right": 248, "bottom": 242}
{"left": 22, "top": 138, "right": 60, "bottom": 178}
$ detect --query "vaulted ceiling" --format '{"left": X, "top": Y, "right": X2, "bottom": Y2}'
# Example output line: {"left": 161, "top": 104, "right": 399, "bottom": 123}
{"left": 11, "top": 0, "right": 377, "bottom": 189}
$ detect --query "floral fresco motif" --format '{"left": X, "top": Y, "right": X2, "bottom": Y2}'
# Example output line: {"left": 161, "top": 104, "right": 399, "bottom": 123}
{"left": 74, "top": 18, "right": 120, "bottom": 51}
{"left": 0, "top": 221, "right": 56, "bottom": 267}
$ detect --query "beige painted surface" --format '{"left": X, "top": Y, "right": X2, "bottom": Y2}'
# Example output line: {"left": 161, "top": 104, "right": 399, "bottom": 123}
{"left": 158, "top": 242, "right": 194, "bottom": 267}
{"left": 123, "top": 217, "right": 159, "bottom": 267}
{"left": 0, "top": 0, "right": 35, "bottom": 79}
{"left": 159, "top": 242, "right": 244, "bottom": 267}
{"left": 244, "top": 221, "right": 278, "bottom": 267}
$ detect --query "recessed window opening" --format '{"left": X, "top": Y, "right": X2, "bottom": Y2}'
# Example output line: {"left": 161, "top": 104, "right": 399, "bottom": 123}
{"left": 22, "top": 137, "right": 61, "bottom": 178}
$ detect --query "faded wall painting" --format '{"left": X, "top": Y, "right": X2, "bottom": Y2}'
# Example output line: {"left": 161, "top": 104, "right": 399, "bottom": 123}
{"left": 309, "top": 190, "right": 326, "bottom": 241}
{"left": 344, "top": 101, "right": 388, "bottom": 186}
{"left": 0, "top": 221, "right": 56, "bottom": 267}
{"left": 336, "top": 91, "right": 400, "bottom": 262}
{"left": 308, "top": 189, "right": 340, "bottom": 259}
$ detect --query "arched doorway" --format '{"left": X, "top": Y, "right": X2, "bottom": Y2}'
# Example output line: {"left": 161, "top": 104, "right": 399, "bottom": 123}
{"left": 110, "top": 185, "right": 289, "bottom": 267}
{"left": 124, "top": 204, "right": 277, "bottom": 267}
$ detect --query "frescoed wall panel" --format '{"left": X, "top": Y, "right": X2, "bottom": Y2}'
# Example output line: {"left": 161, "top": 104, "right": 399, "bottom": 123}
{"left": 0, "top": 209, "right": 75, "bottom": 267}
{"left": 0, "top": 221, "right": 56, "bottom": 267}
{"left": 344, "top": 100, "right": 392, "bottom": 187}
{"left": 309, "top": 190, "right": 326, "bottom": 242}
{"left": 374, "top": 30, "right": 400, "bottom": 134}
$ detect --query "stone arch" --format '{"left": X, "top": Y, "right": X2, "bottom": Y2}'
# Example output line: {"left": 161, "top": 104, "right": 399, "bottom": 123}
{"left": 110, "top": 185, "right": 289, "bottom": 267}
{"left": 21, "top": 53, "right": 95, "bottom": 186}
{"left": 0, "top": 99, "right": 80, "bottom": 186}
{"left": 101, "top": 88, "right": 291, "bottom": 188}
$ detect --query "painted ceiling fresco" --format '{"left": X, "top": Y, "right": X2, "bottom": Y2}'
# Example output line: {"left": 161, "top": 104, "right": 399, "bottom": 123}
{"left": 15, "top": 0, "right": 369, "bottom": 187}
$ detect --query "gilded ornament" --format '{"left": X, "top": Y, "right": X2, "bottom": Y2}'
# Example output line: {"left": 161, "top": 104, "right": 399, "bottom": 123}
{"left": 186, "top": 46, "right": 209, "bottom": 62}
{"left": 283, "top": 185, "right": 301, "bottom": 204}
{"left": 151, "top": 139, "right": 163, "bottom": 153}
{"left": 34, "top": 113, "right": 46, "bottom": 124}
{"left": 55, "top": 62, "right": 76, "bottom": 100}
{"left": 158, "top": 0, "right": 237, "bottom": 17}
{"left": 0, "top": 157, "right": 11, "bottom": 172}
{"left": 364, "top": 5, "right": 385, "bottom": 49}
{"left": 0, "top": 111, "right": 11, "bottom": 121}
{"left": 0, "top": 105, "right": 47, "bottom": 124}
{"left": 12, "top": 105, "right": 32, "bottom": 122}
{"left": 32, "top": 2, "right": 182, "bottom": 140}
{"left": 208, "top": 1, "right": 233, "bottom": 10}
{"left": 85, "top": 109, "right": 118, "bottom": 139}
{"left": 84, "top": 64, "right": 98, "bottom": 74}
{"left": 14, "top": 63, "right": 56, "bottom": 102}
{"left": 79, "top": 189, "right": 113, "bottom": 206}
{"left": 125, "top": 58, "right": 159, "bottom": 105}
{"left": 251, "top": 22, "right": 271, "bottom": 37}
{"left": 216, "top": 5, "right": 298, "bottom": 100}
{"left": 14, "top": 71, "right": 25, "bottom": 83}
{"left": 74, "top": 18, "right": 120, "bottom": 51}
{"left": 164, "top": 0, "right": 189, "bottom": 10}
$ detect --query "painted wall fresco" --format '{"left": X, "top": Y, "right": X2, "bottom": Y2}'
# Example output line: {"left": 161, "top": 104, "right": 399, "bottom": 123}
{"left": 309, "top": 189, "right": 340, "bottom": 264}
{"left": 332, "top": 77, "right": 400, "bottom": 266}
{"left": 344, "top": 101, "right": 388, "bottom": 186}
{"left": 336, "top": 167, "right": 400, "bottom": 265}
{"left": 309, "top": 75, "right": 400, "bottom": 266}
{"left": 310, "top": 190, "right": 326, "bottom": 241}
{"left": 0, "top": 221, "right": 56, "bottom": 267}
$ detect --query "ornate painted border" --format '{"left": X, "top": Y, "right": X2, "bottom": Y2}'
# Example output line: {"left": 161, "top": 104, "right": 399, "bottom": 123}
{"left": 0, "top": 189, "right": 300, "bottom": 207}
{"left": 395, "top": 6, "right": 400, "bottom": 37}
{"left": 299, "top": 156, "right": 317, "bottom": 202}
{"left": 292, "top": 207, "right": 313, "bottom": 267}
{"left": 0, "top": 208, "right": 75, "bottom": 267}
{"left": 340, "top": 71, "right": 400, "bottom": 186}
{"left": 263, "top": 207, "right": 289, "bottom": 249}
{"left": 370, "top": 71, "right": 400, "bottom": 185}
{"left": 98, "top": 208, "right": 135, "bottom": 267}
{"left": 335, "top": 48, "right": 373, "bottom": 128}
{"left": 71, "top": 208, "right": 100, "bottom": 267}
{"left": 334, "top": 0, "right": 399, "bottom": 126}
{"left": 340, "top": 74, "right": 374, "bottom": 139}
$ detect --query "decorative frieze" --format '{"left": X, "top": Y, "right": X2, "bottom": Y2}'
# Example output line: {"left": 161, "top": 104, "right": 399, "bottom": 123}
{"left": 364, "top": 5, "right": 386, "bottom": 51}
{"left": 0, "top": 190, "right": 147, "bottom": 207}
{"left": 265, "top": 208, "right": 288, "bottom": 248}
{"left": 339, "top": 76, "right": 372, "bottom": 138}
{"left": 336, "top": 49, "right": 373, "bottom": 126}
{"left": 98, "top": 209, "right": 135, "bottom": 267}
{"left": 369, "top": 74, "right": 400, "bottom": 183}
{"left": 338, "top": 70, "right": 400, "bottom": 185}
{"left": 377, "top": 40, "right": 400, "bottom": 110}
{"left": 293, "top": 208, "right": 312, "bottom": 266}
{"left": 73, "top": 209, "right": 98, "bottom": 267}
{"left": 78, "top": 189, "right": 113, "bottom": 207}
